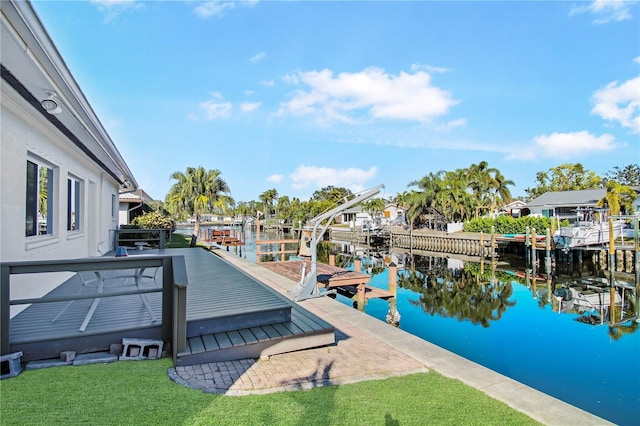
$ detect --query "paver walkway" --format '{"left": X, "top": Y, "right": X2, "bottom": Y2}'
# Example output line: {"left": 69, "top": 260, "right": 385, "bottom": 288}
{"left": 169, "top": 323, "right": 428, "bottom": 395}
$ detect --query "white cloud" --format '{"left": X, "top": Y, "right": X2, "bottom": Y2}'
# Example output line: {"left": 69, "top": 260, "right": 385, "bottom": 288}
{"left": 260, "top": 80, "right": 275, "bottom": 87}
{"left": 591, "top": 76, "right": 640, "bottom": 133}
{"left": 250, "top": 51, "right": 266, "bottom": 63}
{"left": 512, "top": 131, "right": 618, "bottom": 161}
{"left": 194, "top": 0, "right": 258, "bottom": 18}
{"left": 196, "top": 93, "right": 232, "bottom": 120}
{"left": 289, "top": 165, "right": 378, "bottom": 192}
{"left": 278, "top": 67, "right": 457, "bottom": 124}
{"left": 267, "top": 174, "right": 284, "bottom": 183}
{"left": 91, "top": 0, "right": 144, "bottom": 21}
{"left": 241, "top": 102, "right": 261, "bottom": 112}
{"left": 436, "top": 118, "right": 467, "bottom": 132}
{"left": 635, "top": 56, "right": 640, "bottom": 64}
{"left": 570, "top": 0, "right": 638, "bottom": 24}
{"left": 194, "top": 1, "right": 235, "bottom": 18}
{"left": 411, "top": 63, "right": 452, "bottom": 74}
{"left": 200, "top": 100, "right": 232, "bottom": 120}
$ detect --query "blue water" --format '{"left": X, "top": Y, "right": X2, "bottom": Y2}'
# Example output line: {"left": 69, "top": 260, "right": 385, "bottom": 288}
{"left": 337, "top": 266, "right": 640, "bottom": 426}
{"left": 186, "top": 227, "right": 640, "bottom": 424}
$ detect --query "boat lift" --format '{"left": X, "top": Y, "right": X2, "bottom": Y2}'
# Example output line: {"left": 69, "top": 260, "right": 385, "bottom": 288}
{"left": 289, "top": 184, "right": 384, "bottom": 301}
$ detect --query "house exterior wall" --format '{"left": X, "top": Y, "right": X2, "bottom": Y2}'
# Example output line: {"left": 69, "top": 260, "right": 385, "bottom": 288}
{"left": 384, "top": 204, "right": 404, "bottom": 221}
{"left": 119, "top": 203, "right": 131, "bottom": 226}
{"left": 1, "top": 94, "right": 120, "bottom": 262}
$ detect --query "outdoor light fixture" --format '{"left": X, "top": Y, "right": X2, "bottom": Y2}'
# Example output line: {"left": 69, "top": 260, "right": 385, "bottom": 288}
{"left": 41, "top": 92, "right": 62, "bottom": 115}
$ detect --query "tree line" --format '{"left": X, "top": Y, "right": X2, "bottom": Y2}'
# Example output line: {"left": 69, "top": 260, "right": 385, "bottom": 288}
{"left": 144, "top": 162, "right": 638, "bottom": 246}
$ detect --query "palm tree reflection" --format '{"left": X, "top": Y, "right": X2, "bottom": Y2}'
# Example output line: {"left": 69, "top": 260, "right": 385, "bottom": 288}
{"left": 398, "top": 260, "right": 515, "bottom": 328}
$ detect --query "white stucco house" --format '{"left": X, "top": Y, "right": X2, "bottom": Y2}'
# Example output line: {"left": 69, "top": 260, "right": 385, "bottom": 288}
{"left": 1, "top": 0, "right": 138, "bottom": 262}
{"left": 341, "top": 202, "right": 406, "bottom": 229}
{"left": 119, "top": 190, "right": 154, "bottom": 226}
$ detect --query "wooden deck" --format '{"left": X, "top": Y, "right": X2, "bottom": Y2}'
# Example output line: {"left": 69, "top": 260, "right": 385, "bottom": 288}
{"left": 259, "top": 260, "right": 393, "bottom": 301}
{"left": 7, "top": 248, "right": 334, "bottom": 365}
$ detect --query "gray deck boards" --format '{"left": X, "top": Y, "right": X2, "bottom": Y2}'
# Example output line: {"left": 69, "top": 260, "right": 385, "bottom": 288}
{"left": 8, "top": 247, "right": 334, "bottom": 363}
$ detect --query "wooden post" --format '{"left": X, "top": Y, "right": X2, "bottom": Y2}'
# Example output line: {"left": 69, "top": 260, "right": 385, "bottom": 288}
{"left": 329, "top": 254, "right": 335, "bottom": 267}
{"left": 256, "top": 214, "right": 261, "bottom": 263}
{"left": 609, "top": 218, "right": 616, "bottom": 323}
{"left": 357, "top": 283, "right": 366, "bottom": 311}
{"left": 633, "top": 216, "right": 640, "bottom": 319}
{"left": 490, "top": 226, "right": 496, "bottom": 263}
{"left": 531, "top": 228, "right": 537, "bottom": 280}
{"left": 545, "top": 228, "right": 552, "bottom": 278}
{"left": 354, "top": 257, "right": 361, "bottom": 273}
{"left": 525, "top": 226, "right": 531, "bottom": 268}
{"left": 388, "top": 262, "right": 397, "bottom": 296}
{"left": 479, "top": 231, "right": 485, "bottom": 274}
{"left": 577, "top": 249, "right": 583, "bottom": 278}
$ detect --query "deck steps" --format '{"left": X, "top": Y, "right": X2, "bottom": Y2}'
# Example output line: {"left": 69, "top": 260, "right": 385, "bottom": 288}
{"left": 177, "top": 304, "right": 335, "bottom": 366}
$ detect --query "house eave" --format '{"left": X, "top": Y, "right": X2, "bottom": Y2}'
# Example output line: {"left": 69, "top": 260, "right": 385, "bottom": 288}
{"left": 0, "top": 0, "right": 137, "bottom": 190}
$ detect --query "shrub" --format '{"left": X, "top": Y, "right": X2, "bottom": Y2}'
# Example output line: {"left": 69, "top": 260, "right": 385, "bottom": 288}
{"left": 131, "top": 211, "right": 175, "bottom": 243}
{"left": 131, "top": 211, "right": 174, "bottom": 230}
{"left": 464, "top": 216, "right": 569, "bottom": 234}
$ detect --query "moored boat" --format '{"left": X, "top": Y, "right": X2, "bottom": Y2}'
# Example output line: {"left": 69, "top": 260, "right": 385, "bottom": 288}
{"left": 553, "top": 208, "right": 627, "bottom": 249}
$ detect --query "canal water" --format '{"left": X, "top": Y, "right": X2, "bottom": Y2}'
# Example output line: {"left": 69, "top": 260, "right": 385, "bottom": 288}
{"left": 184, "top": 226, "right": 640, "bottom": 425}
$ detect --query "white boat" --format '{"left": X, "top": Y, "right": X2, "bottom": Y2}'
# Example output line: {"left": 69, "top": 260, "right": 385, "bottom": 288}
{"left": 553, "top": 208, "right": 627, "bottom": 249}
{"left": 554, "top": 278, "right": 624, "bottom": 318}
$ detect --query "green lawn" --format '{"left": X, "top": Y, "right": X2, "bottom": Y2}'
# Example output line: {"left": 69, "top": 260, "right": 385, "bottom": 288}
{"left": 169, "top": 232, "right": 194, "bottom": 248}
{"left": 0, "top": 358, "right": 539, "bottom": 425}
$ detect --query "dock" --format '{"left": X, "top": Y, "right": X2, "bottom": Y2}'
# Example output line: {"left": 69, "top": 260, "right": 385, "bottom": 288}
{"left": 202, "top": 229, "right": 244, "bottom": 248}
{"left": 259, "top": 259, "right": 394, "bottom": 305}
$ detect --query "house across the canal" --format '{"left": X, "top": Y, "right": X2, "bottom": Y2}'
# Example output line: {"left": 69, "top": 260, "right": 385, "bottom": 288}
{"left": 525, "top": 188, "right": 640, "bottom": 223}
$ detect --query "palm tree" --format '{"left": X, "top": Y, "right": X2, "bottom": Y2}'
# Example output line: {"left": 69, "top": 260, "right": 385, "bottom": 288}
{"left": 259, "top": 188, "right": 278, "bottom": 217}
{"left": 166, "top": 166, "right": 234, "bottom": 246}
{"left": 468, "top": 162, "right": 514, "bottom": 216}
{"left": 406, "top": 171, "right": 446, "bottom": 227}
{"left": 489, "top": 169, "right": 514, "bottom": 213}
{"left": 362, "top": 198, "right": 386, "bottom": 218}
{"left": 597, "top": 181, "right": 638, "bottom": 215}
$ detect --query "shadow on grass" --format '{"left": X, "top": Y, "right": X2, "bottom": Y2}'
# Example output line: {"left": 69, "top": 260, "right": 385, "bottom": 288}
{"left": 279, "top": 359, "right": 337, "bottom": 426}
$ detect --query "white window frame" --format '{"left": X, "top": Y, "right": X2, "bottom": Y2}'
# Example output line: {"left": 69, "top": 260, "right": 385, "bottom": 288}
{"left": 25, "top": 155, "right": 56, "bottom": 238}
{"left": 67, "top": 174, "right": 83, "bottom": 232}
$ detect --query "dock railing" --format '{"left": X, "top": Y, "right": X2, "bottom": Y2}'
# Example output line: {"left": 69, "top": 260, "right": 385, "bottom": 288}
{"left": 256, "top": 239, "right": 299, "bottom": 263}
{"left": 0, "top": 254, "right": 188, "bottom": 364}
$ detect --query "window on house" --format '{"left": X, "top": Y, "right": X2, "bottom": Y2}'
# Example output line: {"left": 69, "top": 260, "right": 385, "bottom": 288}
{"left": 26, "top": 159, "right": 54, "bottom": 237}
{"left": 67, "top": 175, "right": 82, "bottom": 231}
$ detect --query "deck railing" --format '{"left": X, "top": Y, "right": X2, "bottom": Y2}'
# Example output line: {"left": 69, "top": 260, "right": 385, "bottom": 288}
{"left": 115, "top": 228, "right": 171, "bottom": 249}
{"left": 0, "top": 254, "right": 188, "bottom": 364}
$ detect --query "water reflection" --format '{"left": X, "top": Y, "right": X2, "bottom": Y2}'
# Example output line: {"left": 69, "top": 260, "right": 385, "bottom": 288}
{"left": 397, "top": 266, "right": 516, "bottom": 328}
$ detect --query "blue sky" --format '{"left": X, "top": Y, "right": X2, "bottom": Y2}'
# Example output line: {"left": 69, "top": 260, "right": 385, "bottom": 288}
{"left": 32, "top": 0, "right": 639, "bottom": 203}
